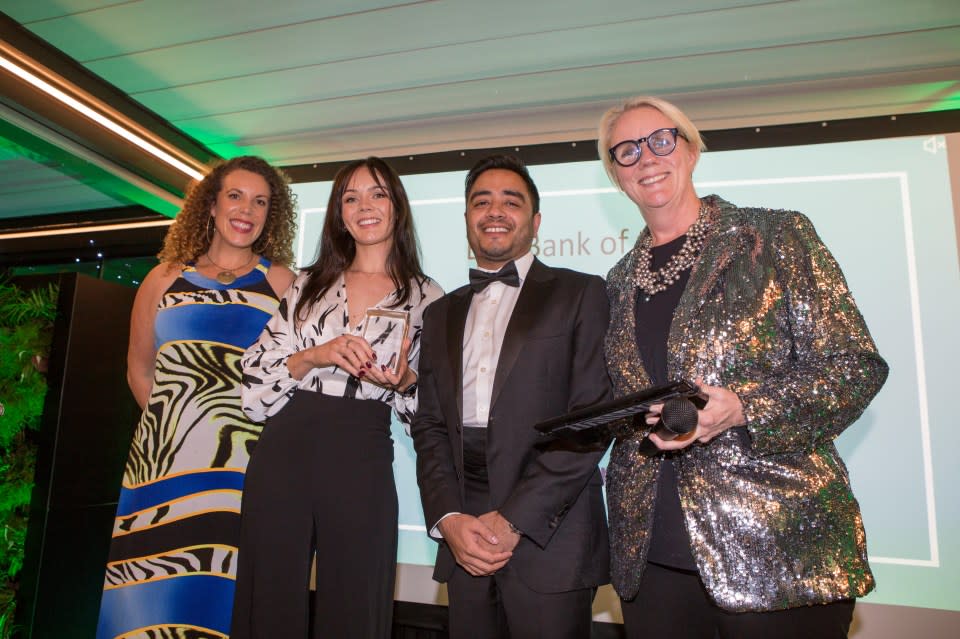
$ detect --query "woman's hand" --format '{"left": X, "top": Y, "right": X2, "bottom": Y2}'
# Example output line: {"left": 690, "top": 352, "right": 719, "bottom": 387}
{"left": 287, "top": 334, "right": 376, "bottom": 380}
{"left": 362, "top": 338, "right": 416, "bottom": 392}
{"left": 646, "top": 379, "right": 745, "bottom": 450}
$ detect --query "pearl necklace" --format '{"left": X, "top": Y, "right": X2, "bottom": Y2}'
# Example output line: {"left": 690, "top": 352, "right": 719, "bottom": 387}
{"left": 205, "top": 252, "right": 256, "bottom": 285}
{"left": 634, "top": 201, "right": 709, "bottom": 302}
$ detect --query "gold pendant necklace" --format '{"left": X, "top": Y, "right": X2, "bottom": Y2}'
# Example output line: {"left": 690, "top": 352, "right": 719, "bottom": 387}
{"left": 205, "top": 252, "right": 255, "bottom": 285}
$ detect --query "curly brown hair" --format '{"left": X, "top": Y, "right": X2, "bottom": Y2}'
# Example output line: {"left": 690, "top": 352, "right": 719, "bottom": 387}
{"left": 158, "top": 156, "right": 297, "bottom": 267}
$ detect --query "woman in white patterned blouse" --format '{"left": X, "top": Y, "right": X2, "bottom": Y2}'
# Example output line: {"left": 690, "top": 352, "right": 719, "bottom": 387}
{"left": 231, "top": 157, "right": 443, "bottom": 639}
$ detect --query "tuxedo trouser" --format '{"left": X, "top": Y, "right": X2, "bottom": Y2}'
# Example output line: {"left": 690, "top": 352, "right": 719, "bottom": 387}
{"left": 231, "top": 391, "right": 396, "bottom": 639}
{"left": 446, "top": 428, "right": 594, "bottom": 639}
{"left": 620, "top": 561, "right": 855, "bottom": 639}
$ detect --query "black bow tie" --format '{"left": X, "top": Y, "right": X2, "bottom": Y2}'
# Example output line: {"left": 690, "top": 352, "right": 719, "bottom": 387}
{"left": 469, "top": 261, "right": 520, "bottom": 292}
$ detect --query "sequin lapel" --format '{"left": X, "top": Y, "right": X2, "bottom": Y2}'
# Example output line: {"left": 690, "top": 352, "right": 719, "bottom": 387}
{"left": 667, "top": 197, "right": 762, "bottom": 377}
{"left": 606, "top": 245, "right": 651, "bottom": 393}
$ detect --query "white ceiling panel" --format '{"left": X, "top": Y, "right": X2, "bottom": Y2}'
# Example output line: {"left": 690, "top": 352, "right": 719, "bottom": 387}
{"left": 0, "top": 155, "right": 127, "bottom": 216}
{"left": 67, "top": 1, "right": 957, "bottom": 95}
{"left": 0, "top": 0, "right": 126, "bottom": 24}
{"left": 168, "top": 27, "right": 960, "bottom": 141}
{"left": 204, "top": 68, "right": 960, "bottom": 164}
{"left": 13, "top": 0, "right": 414, "bottom": 59}
{"left": 1, "top": 0, "right": 958, "bottom": 201}
{"left": 127, "top": 2, "right": 959, "bottom": 122}
{"left": 71, "top": 1, "right": 779, "bottom": 92}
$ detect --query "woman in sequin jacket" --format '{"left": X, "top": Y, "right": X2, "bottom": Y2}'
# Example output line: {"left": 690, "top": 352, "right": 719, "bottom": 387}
{"left": 598, "top": 96, "right": 888, "bottom": 638}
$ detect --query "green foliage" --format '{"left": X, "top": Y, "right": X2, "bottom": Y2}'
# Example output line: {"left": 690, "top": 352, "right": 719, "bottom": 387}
{"left": 0, "top": 325, "right": 47, "bottom": 448}
{"left": 0, "top": 278, "right": 58, "bottom": 638}
{"left": 0, "top": 282, "right": 58, "bottom": 326}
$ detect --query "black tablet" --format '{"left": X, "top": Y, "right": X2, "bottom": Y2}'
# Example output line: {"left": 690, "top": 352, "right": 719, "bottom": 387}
{"left": 534, "top": 379, "right": 706, "bottom": 438}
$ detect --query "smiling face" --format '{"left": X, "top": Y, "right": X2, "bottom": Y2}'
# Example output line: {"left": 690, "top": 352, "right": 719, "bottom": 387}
{"left": 340, "top": 167, "right": 395, "bottom": 249}
{"left": 210, "top": 168, "right": 271, "bottom": 249}
{"left": 465, "top": 168, "right": 541, "bottom": 270}
{"left": 609, "top": 106, "right": 700, "bottom": 215}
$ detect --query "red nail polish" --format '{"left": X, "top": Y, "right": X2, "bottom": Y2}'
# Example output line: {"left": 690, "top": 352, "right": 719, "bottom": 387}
{"left": 358, "top": 370, "right": 365, "bottom": 377}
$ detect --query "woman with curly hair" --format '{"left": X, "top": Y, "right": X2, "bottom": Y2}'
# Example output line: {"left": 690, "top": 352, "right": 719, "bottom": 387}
{"left": 96, "top": 156, "right": 297, "bottom": 639}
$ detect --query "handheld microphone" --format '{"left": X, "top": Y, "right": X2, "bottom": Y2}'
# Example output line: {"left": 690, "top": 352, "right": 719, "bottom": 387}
{"left": 653, "top": 396, "right": 700, "bottom": 440}
{"left": 637, "top": 395, "right": 702, "bottom": 455}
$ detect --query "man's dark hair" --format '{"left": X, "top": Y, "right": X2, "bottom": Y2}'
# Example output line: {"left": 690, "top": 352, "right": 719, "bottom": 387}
{"left": 464, "top": 154, "right": 540, "bottom": 214}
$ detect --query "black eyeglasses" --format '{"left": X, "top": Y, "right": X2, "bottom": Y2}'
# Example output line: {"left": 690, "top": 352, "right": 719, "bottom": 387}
{"left": 608, "top": 128, "right": 686, "bottom": 167}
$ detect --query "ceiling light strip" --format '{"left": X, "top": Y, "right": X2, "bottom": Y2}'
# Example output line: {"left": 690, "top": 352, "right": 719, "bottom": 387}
{"left": 0, "top": 102, "right": 184, "bottom": 213}
{"left": 0, "top": 51, "right": 205, "bottom": 182}
{"left": 0, "top": 218, "right": 173, "bottom": 240}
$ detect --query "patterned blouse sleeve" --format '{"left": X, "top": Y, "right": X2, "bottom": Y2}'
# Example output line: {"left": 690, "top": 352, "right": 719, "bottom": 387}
{"left": 240, "top": 276, "right": 306, "bottom": 423}
{"left": 390, "top": 277, "right": 444, "bottom": 433}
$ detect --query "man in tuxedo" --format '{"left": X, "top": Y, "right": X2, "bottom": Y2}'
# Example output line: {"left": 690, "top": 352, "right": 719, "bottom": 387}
{"left": 411, "top": 155, "right": 612, "bottom": 638}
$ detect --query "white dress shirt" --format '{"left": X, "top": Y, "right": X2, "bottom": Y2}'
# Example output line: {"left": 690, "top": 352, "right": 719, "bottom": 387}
{"left": 430, "top": 252, "right": 534, "bottom": 538}
{"left": 462, "top": 251, "right": 534, "bottom": 428}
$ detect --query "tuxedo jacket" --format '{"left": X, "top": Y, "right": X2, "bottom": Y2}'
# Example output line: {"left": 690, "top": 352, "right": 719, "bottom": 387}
{"left": 411, "top": 258, "right": 612, "bottom": 593}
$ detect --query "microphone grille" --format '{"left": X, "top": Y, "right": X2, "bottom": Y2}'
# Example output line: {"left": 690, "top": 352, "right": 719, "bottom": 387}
{"left": 659, "top": 397, "right": 699, "bottom": 436}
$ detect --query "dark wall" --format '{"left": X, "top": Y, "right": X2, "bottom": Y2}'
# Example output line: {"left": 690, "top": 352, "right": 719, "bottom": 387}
{"left": 17, "top": 273, "right": 139, "bottom": 637}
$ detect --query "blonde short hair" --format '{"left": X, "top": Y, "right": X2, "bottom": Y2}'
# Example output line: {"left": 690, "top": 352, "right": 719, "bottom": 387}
{"left": 597, "top": 96, "right": 706, "bottom": 189}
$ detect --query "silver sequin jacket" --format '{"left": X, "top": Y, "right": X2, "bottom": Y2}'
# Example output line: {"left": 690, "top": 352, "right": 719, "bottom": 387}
{"left": 604, "top": 194, "right": 888, "bottom": 611}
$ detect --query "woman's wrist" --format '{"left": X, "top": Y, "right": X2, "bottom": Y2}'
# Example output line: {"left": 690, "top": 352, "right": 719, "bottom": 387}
{"left": 286, "top": 349, "right": 316, "bottom": 380}
{"left": 397, "top": 370, "right": 418, "bottom": 395}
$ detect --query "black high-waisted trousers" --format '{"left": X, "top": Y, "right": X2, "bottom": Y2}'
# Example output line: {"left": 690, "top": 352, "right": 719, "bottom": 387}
{"left": 231, "top": 391, "right": 396, "bottom": 639}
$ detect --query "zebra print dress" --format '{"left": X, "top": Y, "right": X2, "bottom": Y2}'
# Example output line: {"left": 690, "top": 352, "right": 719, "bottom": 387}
{"left": 96, "top": 258, "right": 279, "bottom": 639}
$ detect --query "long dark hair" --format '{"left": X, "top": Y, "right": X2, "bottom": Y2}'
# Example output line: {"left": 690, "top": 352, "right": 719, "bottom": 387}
{"left": 295, "top": 157, "right": 425, "bottom": 324}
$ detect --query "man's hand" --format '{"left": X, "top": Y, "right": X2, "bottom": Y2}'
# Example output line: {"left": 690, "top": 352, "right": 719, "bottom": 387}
{"left": 478, "top": 511, "right": 521, "bottom": 553}
{"left": 438, "top": 514, "right": 513, "bottom": 576}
